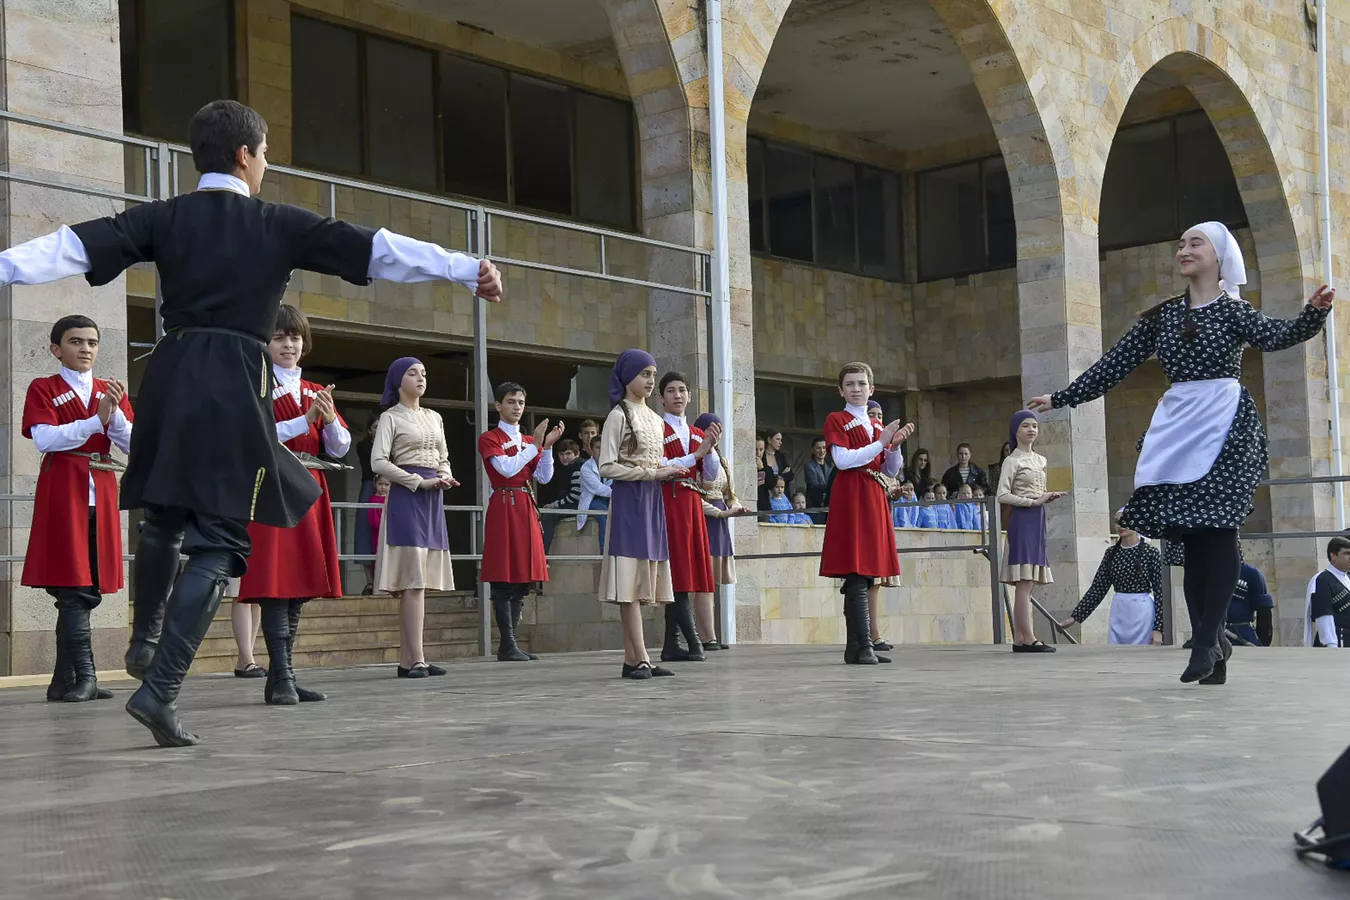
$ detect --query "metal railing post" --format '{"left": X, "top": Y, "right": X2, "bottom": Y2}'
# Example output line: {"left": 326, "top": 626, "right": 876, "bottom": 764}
{"left": 473, "top": 208, "right": 492, "bottom": 657}
{"left": 986, "top": 494, "right": 1005, "bottom": 644}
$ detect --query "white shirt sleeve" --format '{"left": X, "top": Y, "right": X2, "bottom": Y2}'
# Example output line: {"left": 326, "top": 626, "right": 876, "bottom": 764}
{"left": 489, "top": 443, "right": 539, "bottom": 478}
{"left": 1316, "top": 615, "right": 1340, "bottom": 647}
{"left": 323, "top": 420, "right": 352, "bottom": 458}
{"left": 106, "top": 408, "right": 133, "bottom": 455}
{"left": 669, "top": 451, "right": 698, "bottom": 469}
{"left": 367, "top": 228, "right": 482, "bottom": 289}
{"left": 30, "top": 416, "right": 104, "bottom": 453}
{"left": 275, "top": 416, "right": 310, "bottom": 444}
{"left": 700, "top": 449, "right": 721, "bottom": 482}
{"left": 0, "top": 226, "right": 92, "bottom": 286}
{"left": 534, "top": 447, "right": 555, "bottom": 485}
{"left": 881, "top": 448, "right": 903, "bottom": 478}
{"left": 832, "top": 441, "right": 884, "bottom": 470}
{"left": 580, "top": 461, "right": 612, "bottom": 498}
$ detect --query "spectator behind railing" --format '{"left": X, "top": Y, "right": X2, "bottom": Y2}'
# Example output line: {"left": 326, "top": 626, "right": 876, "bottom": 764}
{"left": 767, "top": 475, "right": 794, "bottom": 523}
{"left": 892, "top": 480, "right": 919, "bottom": 528}
{"left": 804, "top": 436, "right": 833, "bottom": 525}
{"left": 577, "top": 433, "right": 612, "bottom": 549}
{"left": 759, "top": 429, "right": 794, "bottom": 511}
{"left": 954, "top": 483, "right": 980, "bottom": 530}
{"left": 916, "top": 488, "right": 940, "bottom": 528}
{"left": 785, "top": 491, "right": 815, "bottom": 526}
{"left": 541, "top": 438, "right": 582, "bottom": 553}
{"left": 941, "top": 443, "right": 990, "bottom": 494}
{"left": 908, "top": 447, "right": 935, "bottom": 493}
{"left": 931, "top": 483, "right": 958, "bottom": 530}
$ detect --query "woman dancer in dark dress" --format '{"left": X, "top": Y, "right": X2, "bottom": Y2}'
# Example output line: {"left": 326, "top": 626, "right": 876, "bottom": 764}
{"left": 1029, "top": 221, "right": 1332, "bottom": 683}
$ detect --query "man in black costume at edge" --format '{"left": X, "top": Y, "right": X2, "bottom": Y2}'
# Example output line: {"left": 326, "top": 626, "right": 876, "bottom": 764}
{"left": 0, "top": 100, "right": 503, "bottom": 747}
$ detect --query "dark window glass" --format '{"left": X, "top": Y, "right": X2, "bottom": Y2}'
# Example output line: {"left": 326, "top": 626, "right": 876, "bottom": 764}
{"left": 747, "top": 138, "right": 767, "bottom": 253}
{"left": 814, "top": 155, "right": 857, "bottom": 270}
{"left": 755, "top": 381, "right": 792, "bottom": 429}
{"left": 132, "top": 0, "right": 233, "bottom": 142}
{"left": 858, "top": 166, "right": 902, "bottom": 280}
{"left": 510, "top": 75, "right": 573, "bottom": 215}
{"left": 765, "top": 145, "right": 813, "bottom": 262}
{"left": 918, "top": 161, "right": 983, "bottom": 280}
{"left": 1100, "top": 120, "right": 1176, "bottom": 249}
{"left": 575, "top": 92, "right": 635, "bottom": 230}
{"left": 984, "top": 156, "right": 1017, "bottom": 269}
{"left": 440, "top": 54, "right": 508, "bottom": 202}
{"left": 292, "top": 16, "right": 363, "bottom": 175}
{"left": 120, "top": 0, "right": 141, "bottom": 131}
{"left": 1176, "top": 112, "right": 1247, "bottom": 229}
{"left": 365, "top": 38, "right": 437, "bottom": 190}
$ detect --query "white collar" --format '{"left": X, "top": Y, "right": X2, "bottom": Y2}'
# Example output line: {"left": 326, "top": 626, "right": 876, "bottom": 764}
{"left": 1118, "top": 536, "right": 1141, "bottom": 549}
{"left": 197, "top": 172, "right": 251, "bottom": 197}
{"left": 844, "top": 403, "right": 868, "bottom": 420}
{"left": 273, "top": 363, "right": 302, "bottom": 385}
{"left": 1327, "top": 566, "right": 1350, "bottom": 583}
{"left": 663, "top": 412, "right": 687, "bottom": 430}
{"left": 59, "top": 366, "right": 93, "bottom": 393}
{"left": 498, "top": 421, "right": 522, "bottom": 442}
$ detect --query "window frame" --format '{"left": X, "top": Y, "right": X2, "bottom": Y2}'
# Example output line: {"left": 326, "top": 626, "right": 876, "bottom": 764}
{"left": 915, "top": 154, "right": 1015, "bottom": 283}
{"left": 746, "top": 134, "right": 905, "bottom": 283}
{"left": 121, "top": 0, "right": 238, "bottom": 141}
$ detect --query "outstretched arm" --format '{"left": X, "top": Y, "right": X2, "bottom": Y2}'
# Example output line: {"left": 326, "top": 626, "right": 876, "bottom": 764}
{"left": 367, "top": 230, "right": 502, "bottom": 300}
{"left": 1233, "top": 296, "right": 1329, "bottom": 352}
{"left": 1047, "top": 317, "right": 1159, "bottom": 410}
{"left": 0, "top": 226, "right": 93, "bottom": 286}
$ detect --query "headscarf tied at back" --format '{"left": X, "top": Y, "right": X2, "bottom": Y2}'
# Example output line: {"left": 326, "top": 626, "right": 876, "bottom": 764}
{"left": 866, "top": 400, "right": 882, "bottom": 411}
{"left": 609, "top": 349, "right": 657, "bottom": 406}
{"left": 382, "top": 357, "right": 421, "bottom": 408}
{"left": 1190, "top": 221, "right": 1247, "bottom": 299}
{"left": 693, "top": 412, "right": 720, "bottom": 432}
{"left": 1009, "top": 409, "right": 1037, "bottom": 450}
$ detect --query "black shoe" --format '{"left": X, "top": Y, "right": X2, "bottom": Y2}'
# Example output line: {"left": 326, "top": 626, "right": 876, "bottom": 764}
{"left": 61, "top": 603, "right": 101, "bottom": 703}
{"left": 622, "top": 662, "right": 653, "bottom": 680}
{"left": 1180, "top": 643, "right": 1223, "bottom": 683}
{"left": 286, "top": 600, "right": 326, "bottom": 702}
{"left": 493, "top": 592, "right": 533, "bottom": 661}
{"left": 425, "top": 663, "right": 447, "bottom": 676}
{"left": 125, "top": 552, "right": 233, "bottom": 748}
{"left": 703, "top": 640, "right": 722, "bottom": 651}
{"left": 125, "top": 517, "right": 180, "bottom": 681}
{"left": 674, "top": 594, "right": 705, "bottom": 660}
{"left": 650, "top": 664, "right": 675, "bottom": 676}
{"left": 234, "top": 663, "right": 266, "bottom": 678}
{"left": 1198, "top": 634, "right": 1233, "bottom": 685}
{"left": 873, "top": 639, "right": 894, "bottom": 652}
{"left": 397, "top": 664, "right": 430, "bottom": 679}
{"left": 361, "top": 584, "right": 374, "bottom": 596}
{"left": 261, "top": 602, "right": 298, "bottom": 706}
{"left": 661, "top": 602, "right": 688, "bottom": 661}
{"left": 1012, "top": 641, "right": 1057, "bottom": 653}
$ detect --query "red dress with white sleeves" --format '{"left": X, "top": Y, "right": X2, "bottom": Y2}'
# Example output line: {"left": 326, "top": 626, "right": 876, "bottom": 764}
{"left": 819, "top": 411, "right": 899, "bottom": 579}
{"left": 661, "top": 423, "right": 714, "bottom": 593}
{"left": 478, "top": 428, "right": 549, "bottom": 584}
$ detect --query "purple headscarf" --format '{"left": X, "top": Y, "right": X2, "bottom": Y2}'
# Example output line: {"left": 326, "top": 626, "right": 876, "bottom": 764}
{"left": 382, "top": 356, "right": 421, "bottom": 408}
{"left": 693, "top": 412, "right": 720, "bottom": 432}
{"left": 867, "top": 400, "right": 882, "bottom": 411}
{"left": 1009, "top": 409, "right": 1037, "bottom": 450}
{"left": 609, "top": 349, "right": 656, "bottom": 406}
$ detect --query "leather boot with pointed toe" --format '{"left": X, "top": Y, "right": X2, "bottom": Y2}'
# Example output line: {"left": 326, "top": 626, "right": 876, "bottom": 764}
{"left": 261, "top": 601, "right": 298, "bottom": 706}
{"left": 287, "top": 600, "right": 326, "bottom": 701}
{"left": 493, "top": 591, "right": 532, "bottom": 662}
{"left": 61, "top": 603, "right": 102, "bottom": 702}
{"left": 124, "top": 519, "right": 182, "bottom": 680}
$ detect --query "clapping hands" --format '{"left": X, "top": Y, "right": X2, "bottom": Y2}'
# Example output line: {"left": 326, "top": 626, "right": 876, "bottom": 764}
{"left": 97, "top": 379, "right": 126, "bottom": 426}
{"left": 532, "top": 418, "right": 565, "bottom": 449}
{"left": 306, "top": 385, "right": 338, "bottom": 425}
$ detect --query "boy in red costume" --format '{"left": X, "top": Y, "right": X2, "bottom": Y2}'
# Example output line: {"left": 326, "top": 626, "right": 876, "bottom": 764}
{"left": 657, "top": 371, "right": 722, "bottom": 662}
{"left": 22, "top": 315, "right": 132, "bottom": 701}
{"left": 819, "top": 362, "right": 913, "bottom": 665}
{"left": 231, "top": 304, "right": 348, "bottom": 704}
{"left": 478, "top": 382, "right": 562, "bottom": 661}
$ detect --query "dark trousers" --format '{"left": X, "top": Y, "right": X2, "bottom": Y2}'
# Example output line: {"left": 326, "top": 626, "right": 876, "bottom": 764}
{"left": 1179, "top": 528, "right": 1240, "bottom": 651}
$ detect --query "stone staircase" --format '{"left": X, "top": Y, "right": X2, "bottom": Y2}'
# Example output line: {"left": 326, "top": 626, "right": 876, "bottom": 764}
{"left": 188, "top": 593, "right": 504, "bottom": 674}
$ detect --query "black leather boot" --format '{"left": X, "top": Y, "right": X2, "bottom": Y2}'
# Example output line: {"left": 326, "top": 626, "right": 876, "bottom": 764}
{"left": 508, "top": 592, "right": 539, "bottom": 660}
{"left": 845, "top": 576, "right": 887, "bottom": 665}
{"left": 62, "top": 601, "right": 101, "bottom": 702}
{"left": 493, "top": 586, "right": 532, "bottom": 661}
{"left": 675, "top": 593, "right": 705, "bottom": 661}
{"left": 47, "top": 615, "right": 72, "bottom": 702}
{"left": 1198, "top": 633, "right": 1233, "bottom": 685}
{"left": 286, "top": 600, "right": 327, "bottom": 701}
{"left": 842, "top": 585, "right": 858, "bottom": 664}
{"left": 661, "top": 595, "right": 691, "bottom": 662}
{"left": 261, "top": 601, "right": 298, "bottom": 706}
{"left": 125, "top": 552, "right": 232, "bottom": 747}
{"left": 125, "top": 518, "right": 183, "bottom": 680}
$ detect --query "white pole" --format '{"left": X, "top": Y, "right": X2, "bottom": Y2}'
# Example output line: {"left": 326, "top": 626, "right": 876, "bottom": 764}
{"left": 1316, "top": 0, "right": 1344, "bottom": 528}
{"left": 707, "top": 0, "right": 737, "bottom": 644}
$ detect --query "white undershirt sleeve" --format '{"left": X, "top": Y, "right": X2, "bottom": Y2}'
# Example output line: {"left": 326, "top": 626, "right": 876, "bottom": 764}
{"left": 881, "top": 448, "right": 903, "bottom": 478}
{"left": 275, "top": 416, "right": 310, "bottom": 444}
{"left": 534, "top": 447, "right": 555, "bottom": 485}
{"left": 489, "top": 443, "right": 539, "bottom": 478}
{"left": 700, "top": 449, "right": 721, "bottom": 482}
{"left": 106, "top": 408, "right": 133, "bottom": 455}
{"left": 367, "top": 228, "right": 482, "bottom": 289}
{"left": 0, "top": 226, "right": 92, "bottom": 286}
{"left": 31, "top": 416, "right": 103, "bottom": 453}
{"left": 1315, "top": 615, "right": 1340, "bottom": 647}
{"left": 323, "top": 420, "right": 352, "bottom": 457}
{"left": 831, "top": 441, "right": 884, "bottom": 470}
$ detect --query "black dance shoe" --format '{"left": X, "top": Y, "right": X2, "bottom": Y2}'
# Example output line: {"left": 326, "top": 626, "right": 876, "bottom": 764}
{"left": 1180, "top": 643, "right": 1223, "bottom": 683}
{"left": 125, "top": 687, "right": 200, "bottom": 748}
{"left": 425, "top": 663, "right": 447, "bottom": 676}
{"left": 873, "top": 639, "right": 894, "bottom": 651}
{"left": 1198, "top": 635, "right": 1233, "bottom": 685}
{"left": 622, "top": 662, "right": 653, "bottom": 680}
{"left": 234, "top": 664, "right": 266, "bottom": 678}
{"left": 1012, "top": 641, "right": 1057, "bottom": 653}
{"left": 397, "top": 664, "right": 429, "bottom": 679}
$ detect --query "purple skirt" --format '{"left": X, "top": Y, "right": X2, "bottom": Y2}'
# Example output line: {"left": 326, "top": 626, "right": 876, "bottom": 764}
{"left": 607, "top": 479, "right": 668, "bottom": 561}
{"left": 705, "top": 499, "right": 733, "bottom": 558}
{"left": 1006, "top": 505, "right": 1048, "bottom": 566}
{"left": 384, "top": 466, "right": 449, "bottom": 550}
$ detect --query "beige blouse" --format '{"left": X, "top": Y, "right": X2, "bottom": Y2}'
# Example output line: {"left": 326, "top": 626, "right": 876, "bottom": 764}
{"left": 371, "top": 403, "right": 453, "bottom": 492}
{"left": 996, "top": 448, "right": 1048, "bottom": 507}
{"left": 700, "top": 453, "right": 742, "bottom": 517}
{"left": 598, "top": 400, "right": 666, "bottom": 482}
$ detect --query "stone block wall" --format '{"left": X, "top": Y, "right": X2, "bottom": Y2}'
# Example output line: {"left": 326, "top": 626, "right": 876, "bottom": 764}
{"left": 910, "top": 269, "right": 1021, "bottom": 388}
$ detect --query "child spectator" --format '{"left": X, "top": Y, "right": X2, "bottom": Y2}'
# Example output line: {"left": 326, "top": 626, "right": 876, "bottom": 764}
{"left": 767, "top": 476, "right": 794, "bottom": 523}
{"left": 932, "top": 483, "right": 958, "bottom": 530}
{"left": 786, "top": 491, "right": 815, "bottom": 526}
{"left": 892, "top": 480, "right": 919, "bottom": 528}
{"left": 577, "top": 433, "right": 612, "bottom": 549}
{"left": 916, "top": 487, "right": 940, "bottom": 529}
{"left": 367, "top": 476, "right": 390, "bottom": 560}
{"left": 541, "top": 438, "right": 583, "bottom": 552}
{"left": 954, "top": 483, "right": 977, "bottom": 530}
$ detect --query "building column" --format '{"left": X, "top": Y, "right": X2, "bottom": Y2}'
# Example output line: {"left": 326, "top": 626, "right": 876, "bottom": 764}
{"left": 0, "top": 0, "right": 129, "bottom": 674}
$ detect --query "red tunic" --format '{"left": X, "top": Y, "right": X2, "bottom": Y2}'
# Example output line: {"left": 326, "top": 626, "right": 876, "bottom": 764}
{"left": 236, "top": 380, "right": 344, "bottom": 601}
{"left": 21, "top": 374, "right": 133, "bottom": 592}
{"left": 662, "top": 423, "right": 714, "bottom": 593}
{"left": 479, "top": 427, "right": 549, "bottom": 584}
{"left": 819, "top": 410, "right": 899, "bottom": 579}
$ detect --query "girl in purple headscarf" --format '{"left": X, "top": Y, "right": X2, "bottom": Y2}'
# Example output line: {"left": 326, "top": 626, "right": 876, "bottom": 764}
{"left": 692, "top": 411, "right": 746, "bottom": 650}
{"left": 996, "top": 410, "right": 1066, "bottom": 652}
{"left": 597, "top": 349, "right": 687, "bottom": 679}
{"left": 371, "top": 357, "right": 459, "bottom": 678}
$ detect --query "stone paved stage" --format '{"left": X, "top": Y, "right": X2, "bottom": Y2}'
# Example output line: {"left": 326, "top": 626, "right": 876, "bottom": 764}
{"left": 1, "top": 645, "right": 1346, "bottom": 899}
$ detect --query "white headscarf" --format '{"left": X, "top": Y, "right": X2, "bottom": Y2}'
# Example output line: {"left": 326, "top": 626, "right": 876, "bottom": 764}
{"left": 1189, "top": 221, "right": 1247, "bottom": 299}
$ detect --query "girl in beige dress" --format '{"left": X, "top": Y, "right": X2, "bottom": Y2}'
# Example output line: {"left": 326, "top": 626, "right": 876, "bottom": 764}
{"left": 997, "top": 411, "right": 1066, "bottom": 652}
{"left": 371, "top": 357, "right": 459, "bottom": 678}
{"left": 598, "top": 349, "right": 686, "bottom": 679}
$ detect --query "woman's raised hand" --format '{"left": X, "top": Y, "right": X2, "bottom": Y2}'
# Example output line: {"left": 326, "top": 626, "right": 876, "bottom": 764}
{"left": 1026, "top": 395, "right": 1052, "bottom": 413}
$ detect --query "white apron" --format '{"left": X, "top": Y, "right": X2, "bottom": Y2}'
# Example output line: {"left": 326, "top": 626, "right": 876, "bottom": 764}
{"left": 1108, "top": 592, "right": 1155, "bottom": 645}
{"left": 1134, "top": 378, "right": 1240, "bottom": 489}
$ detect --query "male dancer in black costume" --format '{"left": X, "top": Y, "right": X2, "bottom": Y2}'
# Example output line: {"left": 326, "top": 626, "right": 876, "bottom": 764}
{"left": 0, "top": 100, "right": 502, "bottom": 746}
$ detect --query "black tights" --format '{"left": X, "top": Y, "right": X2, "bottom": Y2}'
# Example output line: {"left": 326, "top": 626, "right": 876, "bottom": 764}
{"left": 1179, "top": 528, "right": 1240, "bottom": 650}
